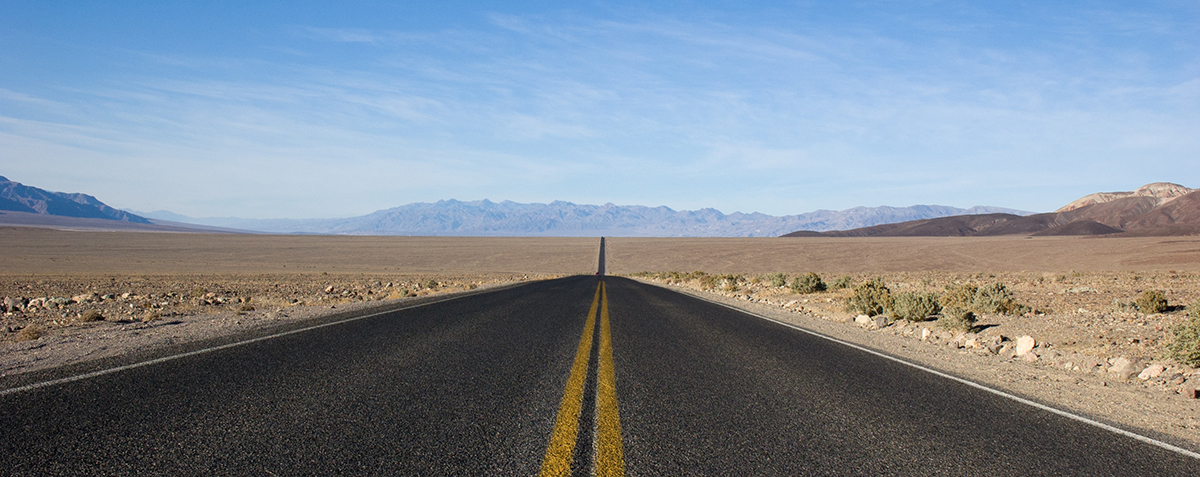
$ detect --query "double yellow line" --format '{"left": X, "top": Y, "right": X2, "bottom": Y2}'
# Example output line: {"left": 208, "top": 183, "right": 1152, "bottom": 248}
{"left": 539, "top": 281, "right": 625, "bottom": 477}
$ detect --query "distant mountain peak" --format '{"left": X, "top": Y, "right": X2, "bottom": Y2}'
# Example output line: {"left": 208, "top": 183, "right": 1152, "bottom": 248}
{"left": 0, "top": 176, "right": 150, "bottom": 224}
{"left": 1057, "top": 182, "right": 1193, "bottom": 213}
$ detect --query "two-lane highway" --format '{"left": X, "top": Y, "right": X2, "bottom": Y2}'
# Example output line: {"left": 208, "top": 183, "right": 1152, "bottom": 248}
{"left": 2, "top": 275, "right": 1198, "bottom": 475}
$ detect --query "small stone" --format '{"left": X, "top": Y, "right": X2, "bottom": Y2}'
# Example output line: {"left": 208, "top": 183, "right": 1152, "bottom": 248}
{"left": 874, "top": 316, "right": 888, "bottom": 329}
{"left": 921, "top": 328, "right": 932, "bottom": 341}
{"left": 1108, "top": 357, "right": 1140, "bottom": 381}
{"left": 1021, "top": 352, "right": 1039, "bottom": 363}
{"left": 1184, "top": 387, "right": 1200, "bottom": 399}
{"left": 1015, "top": 336, "right": 1036, "bottom": 357}
{"left": 1138, "top": 364, "right": 1166, "bottom": 381}
{"left": 1169, "top": 374, "right": 1186, "bottom": 386}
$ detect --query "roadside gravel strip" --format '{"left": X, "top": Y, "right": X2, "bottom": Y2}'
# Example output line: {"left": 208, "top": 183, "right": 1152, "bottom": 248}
{"left": 633, "top": 277, "right": 1200, "bottom": 457}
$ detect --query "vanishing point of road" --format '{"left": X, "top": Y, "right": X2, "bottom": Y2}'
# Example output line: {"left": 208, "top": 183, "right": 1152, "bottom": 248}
{"left": 2, "top": 239, "right": 1197, "bottom": 475}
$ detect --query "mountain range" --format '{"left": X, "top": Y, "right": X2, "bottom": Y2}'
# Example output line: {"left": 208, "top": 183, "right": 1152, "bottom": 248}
{"left": 129, "top": 201, "right": 1030, "bottom": 237}
{"left": 11, "top": 174, "right": 1194, "bottom": 237}
{"left": 783, "top": 182, "right": 1200, "bottom": 237}
{"left": 0, "top": 176, "right": 149, "bottom": 223}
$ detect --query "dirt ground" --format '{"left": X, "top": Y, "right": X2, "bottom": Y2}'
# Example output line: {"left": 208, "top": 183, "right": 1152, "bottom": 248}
{"left": 3, "top": 227, "right": 1200, "bottom": 451}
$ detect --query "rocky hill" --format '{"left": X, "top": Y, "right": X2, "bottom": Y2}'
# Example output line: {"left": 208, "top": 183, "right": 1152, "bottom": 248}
{"left": 0, "top": 176, "right": 149, "bottom": 224}
{"left": 138, "top": 201, "right": 1031, "bottom": 237}
{"left": 784, "top": 182, "right": 1200, "bottom": 237}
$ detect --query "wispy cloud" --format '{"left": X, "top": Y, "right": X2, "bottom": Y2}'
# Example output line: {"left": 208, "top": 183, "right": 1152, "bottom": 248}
{"left": 3, "top": 4, "right": 1197, "bottom": 216}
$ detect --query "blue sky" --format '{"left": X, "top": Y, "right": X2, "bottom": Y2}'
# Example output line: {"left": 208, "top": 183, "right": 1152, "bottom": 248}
{"left": 2, "top": 1, "right": 1198, "bottom": 218}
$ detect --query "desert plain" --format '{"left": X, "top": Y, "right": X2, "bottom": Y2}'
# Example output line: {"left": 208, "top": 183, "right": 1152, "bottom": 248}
{"left": 3, "top": 227, "right": 1200, "bottom": 451}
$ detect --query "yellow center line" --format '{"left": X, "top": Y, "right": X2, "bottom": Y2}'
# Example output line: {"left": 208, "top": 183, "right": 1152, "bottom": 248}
{"left": 595, "top": 281, "right": 626, "bottom": 476}
{"left": 539, "top": 282, "right": 601, "bottom": 477}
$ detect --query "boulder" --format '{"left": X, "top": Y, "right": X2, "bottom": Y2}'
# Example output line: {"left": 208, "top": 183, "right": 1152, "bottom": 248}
{"left": 873, "top": 316, "right": 889, "bottom": 329}
{"left": 854, "top": 314, "right": 872, "bottom": 326}
{"left": 1015, "top": 336, "right": 1036, "bottom": 357}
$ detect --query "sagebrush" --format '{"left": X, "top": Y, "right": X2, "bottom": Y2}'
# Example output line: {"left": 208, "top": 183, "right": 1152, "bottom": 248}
{"left": 1136, "top": 290, "right": 1169, "bottom": 314}
{"left": 1167, "top": 313, "right": 1200, "bottom": 367}
{"left": 891, "top": 292, "right": 941, "bottom": 322}
{"left": 938, "top": 307, "right": 977, "bottom": 332}
{"left": 846, "top": 278, "right": 892, "bottom": 316}
{"left": 791, "top": 272, "right": 826, "bottom": 294}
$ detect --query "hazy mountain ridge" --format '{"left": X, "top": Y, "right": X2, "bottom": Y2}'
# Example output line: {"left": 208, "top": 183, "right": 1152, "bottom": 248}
{"left": 0, "top": 176, "right": 150, "bottom": 224}
{"left": 134, "top": 200, "right": 1032, "bottom": 237}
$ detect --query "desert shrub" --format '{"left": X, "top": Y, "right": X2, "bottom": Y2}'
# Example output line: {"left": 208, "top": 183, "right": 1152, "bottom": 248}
{"left": 766, "top": 273, "right": 788, "bottom": 288}
{"left": 846, "top": 278, "right": 893, "bottom": 316}
{"left": 791, "top": 272, "right": 827, "bottom": 294}
{"left": 717, "top": 274, "right": 744, "bottom": 292}
{"left": 1136, "top": 290, "right": 1169, "bottom": 314}
{"left": 80, "top": 309, "right": 104, "bottom": 322}
{"left": 1190, "top": 300, "right": 1200, "bottom": 319}
{"left": 942, "top": 282, "right": 1028, "bottom": 316}
{"left": 891, "top": 292, "right": 941, "bottom": 322}
{"left": 1167, "top": 314, "right": 1200, "bottom": 367}
{"left": 423, "top": 279, "right": 439, "bottom": 289}
{"left": 16, "top": 325, "right": 43, "bottom": 341}
{"left": 829, "top": 276, "right": 854, "bottom": 290}
{"left": 941, "top": 284, "right": 978, "bottom": 311}
{"left": 973, "top": 283, "right": 1028, "bottom": 315}
{"left": 938, "top": 307, "right": 977, "bottom": 332}
{"left": 698, "top": 275, "right": 719, "bottom": 290}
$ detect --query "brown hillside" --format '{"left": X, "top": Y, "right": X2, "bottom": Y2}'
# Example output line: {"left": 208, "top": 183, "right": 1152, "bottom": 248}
{"left": 783, "top": 183, "right": 1200, "bottom": 238}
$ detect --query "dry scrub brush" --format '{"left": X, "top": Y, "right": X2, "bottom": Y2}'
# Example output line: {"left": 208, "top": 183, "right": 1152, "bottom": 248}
{"left": 891, "top": 292, "right": 941, "bottom": 322}
{"left": 791, "top": 272, "right": 826, "bottom": 294}
{"left": 846, "top": 278, "right": 893, "bottom": 317}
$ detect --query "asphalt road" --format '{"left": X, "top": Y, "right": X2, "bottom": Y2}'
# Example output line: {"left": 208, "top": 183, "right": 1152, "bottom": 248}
{"left": 2, "top": 276, "right": 1197, "bottom": 475}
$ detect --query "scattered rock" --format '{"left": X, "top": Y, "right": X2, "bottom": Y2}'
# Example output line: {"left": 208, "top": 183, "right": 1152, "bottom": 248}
{"left": 984, "top": 335, "right": 1004, "bottom": 354}
{"left": 921, "top": 328, "right": 932, "bottom": 341}
{"left": 1021, "top": 352, "right": 1039, "bottom": 363}
{"left": 1015, "top": 335, "right": 1036, "bottom": 357}
{"left": 854, "top": 314, "right": 872, "bottom": 326}
{"left": 1138, "top": 364, "right": 1166, "bottom": 381}
{"left": 1108, "top": 357, "right": 1140, "bottom": 381}
{"left": 873, "top": 316, "right": 888, "bottom": 329}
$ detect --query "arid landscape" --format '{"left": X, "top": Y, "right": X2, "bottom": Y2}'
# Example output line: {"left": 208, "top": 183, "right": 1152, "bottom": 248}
{"left": 5, "top": 227, "right": 1200, "bottom": 452}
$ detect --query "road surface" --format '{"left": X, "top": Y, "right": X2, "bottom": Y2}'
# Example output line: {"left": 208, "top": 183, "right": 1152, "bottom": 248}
{"left": 2, "top": 276, "right": 1197, "bottom": 475}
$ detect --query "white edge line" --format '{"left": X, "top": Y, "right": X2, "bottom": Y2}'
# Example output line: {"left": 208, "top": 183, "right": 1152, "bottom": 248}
{"left": 644, "top": 280, "right": 1200, "bottom": 461}
{"left": 0, "top": 284, "right": 523, "bottom": 397}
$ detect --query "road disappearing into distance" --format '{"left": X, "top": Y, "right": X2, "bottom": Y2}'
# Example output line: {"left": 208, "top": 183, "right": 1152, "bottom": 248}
{"left": 1, "top": 240, "right": 1197, "bottom": 474}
